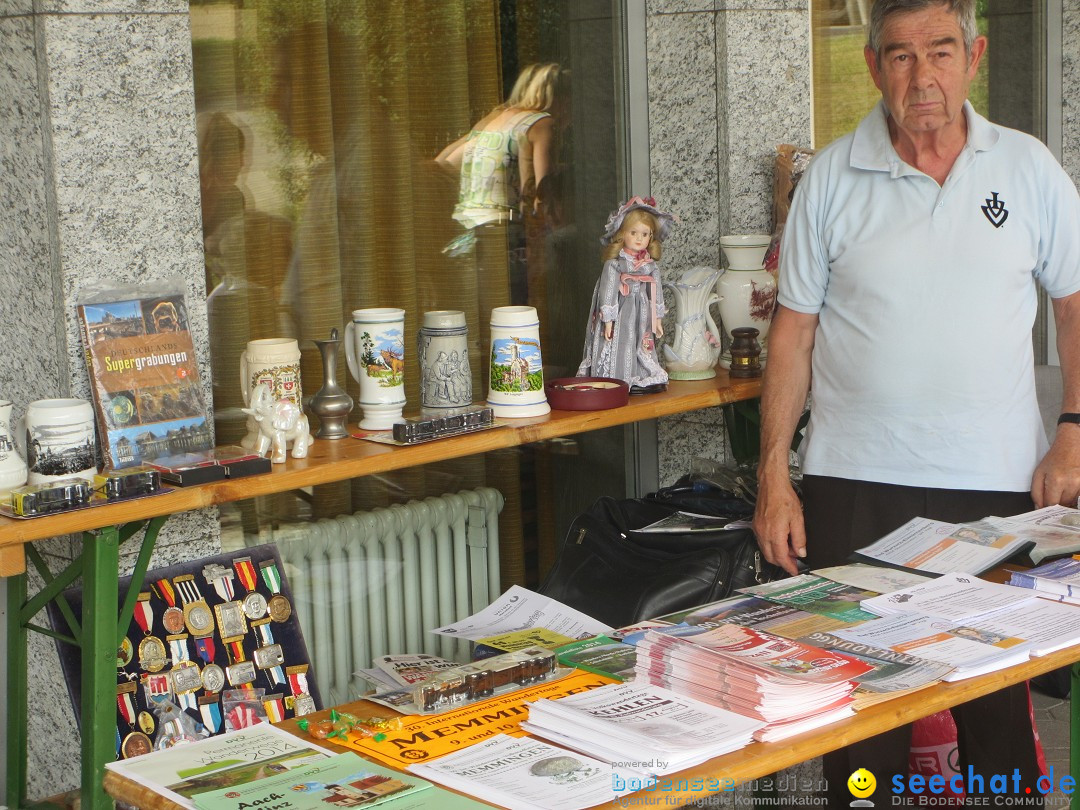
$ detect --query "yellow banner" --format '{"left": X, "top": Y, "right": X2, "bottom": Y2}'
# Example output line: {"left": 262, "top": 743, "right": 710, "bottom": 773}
{"left": 341, "top": 670, "right": 615, "bottom": 769}
{"left": 477, "top": 628, "right": 575, "bottom": 652}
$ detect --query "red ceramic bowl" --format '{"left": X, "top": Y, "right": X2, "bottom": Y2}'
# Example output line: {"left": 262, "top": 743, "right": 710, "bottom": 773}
{"left": 545, "top": 377, "right": 630, "bottom": 411}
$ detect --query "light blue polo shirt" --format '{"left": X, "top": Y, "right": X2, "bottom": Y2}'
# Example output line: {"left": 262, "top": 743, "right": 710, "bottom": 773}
{"left": 780, "top": 100, "right": 1080, "bottom": 491}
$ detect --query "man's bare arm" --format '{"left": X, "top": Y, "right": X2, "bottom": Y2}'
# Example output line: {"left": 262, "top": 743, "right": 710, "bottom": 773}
{"left": 752, "top": 305, "right": 818, "bottom": 575}
{"left": 1032, "top": 289, "right": 1080, "bottom": 507}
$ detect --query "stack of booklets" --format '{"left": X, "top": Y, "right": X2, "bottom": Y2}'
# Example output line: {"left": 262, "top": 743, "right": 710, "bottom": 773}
{"left": 633, "top": 623, "right": 873, "bottom": 741}
{"left": 1009, "top": 556, "right": 1080, "bottom": 599}
{"left": 832, "top": 572, "right": 1080, "bottom": 679}
{"left": 408, "top": 734, "right": 643, "bottom": 810}
{"left": 520, "top": 682, "right": 763, "bottom": 775}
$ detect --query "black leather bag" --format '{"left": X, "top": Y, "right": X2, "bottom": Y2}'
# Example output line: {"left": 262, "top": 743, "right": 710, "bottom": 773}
{"left": 539, "top": 483, "right": 782, "bottom": 628}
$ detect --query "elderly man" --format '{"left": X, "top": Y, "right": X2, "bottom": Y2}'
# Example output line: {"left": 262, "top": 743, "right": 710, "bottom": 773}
{"left": 753, "top": 0, "right": 1080, "bottom": 803}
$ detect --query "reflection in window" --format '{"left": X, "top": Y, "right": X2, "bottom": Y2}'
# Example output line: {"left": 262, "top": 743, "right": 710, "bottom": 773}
{"left": 190, "top": 0, "right": 624, "bottom": 651}
{"left": 811, "top": 0, "right": 1042, "bottom": 148}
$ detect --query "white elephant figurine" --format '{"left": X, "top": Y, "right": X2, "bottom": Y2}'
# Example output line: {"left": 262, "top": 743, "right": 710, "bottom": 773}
{"left": 240, "top": 383, "right": 311, "bottom": 463}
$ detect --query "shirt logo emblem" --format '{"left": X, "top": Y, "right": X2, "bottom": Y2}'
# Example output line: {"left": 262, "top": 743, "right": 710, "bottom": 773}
{"left": 981, "top": 192, "right": 1008, "bottom": 228}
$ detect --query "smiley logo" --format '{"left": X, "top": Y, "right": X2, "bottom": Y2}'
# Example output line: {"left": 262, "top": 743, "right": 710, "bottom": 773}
{"left": 848, "top": 768, "right": 876, "bottom": 799}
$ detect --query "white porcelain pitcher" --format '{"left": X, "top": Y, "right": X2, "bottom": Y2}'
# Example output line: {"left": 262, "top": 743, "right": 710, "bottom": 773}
{"left": 663, "top": 267, "right": 722, "bottom": 380}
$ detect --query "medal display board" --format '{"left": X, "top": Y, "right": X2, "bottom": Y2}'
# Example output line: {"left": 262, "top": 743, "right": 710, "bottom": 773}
{"left": 46, "top": 544, "right": 322, "bottom": 754}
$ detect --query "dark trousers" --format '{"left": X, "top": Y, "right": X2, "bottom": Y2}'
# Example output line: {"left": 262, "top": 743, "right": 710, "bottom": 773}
{"left": 801, "top": 475, "right": 1043, "bottom": 807}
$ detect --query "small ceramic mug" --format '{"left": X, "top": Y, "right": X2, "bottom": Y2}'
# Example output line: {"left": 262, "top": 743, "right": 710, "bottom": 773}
{"left": 22, "top": 398, "right": 97, "bottom": 485}
{"left": 487, "top": 306, "right": 549, "bottom": 418}
{"left": 240, "top": 338, "right": 302, "bottom": 449}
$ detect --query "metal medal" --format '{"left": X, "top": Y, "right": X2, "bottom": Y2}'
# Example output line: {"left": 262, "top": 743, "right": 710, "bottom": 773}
{"left": 201, "top": 663, "right": 226, "bottom": 693}
{"left": 242, "top": 591, "right": 268, "bottom": 620}
{"left": 267, "top": 594, "right": 292, "bottom": 623}
{"left": 226, "top": 660, "right": 256, "bottom": 686}
{"left": 185, "top": 601, "right": 214, "bottom": 638}
{"left": 117, "top": 636, "right": 134, "bottom": 668}
{"left": 253, "top": 643, "right": 284, "bottom": 670}
{"left": 138, "top": 636, "right": 168, "bottom": 673}
{"left": 215, "top": 600, "right": 248, "bottom": 638}
{"left": 171, "top": 659, "right": 203, "bottom": 694}
{"left": 121, "top": 731, "right": 153, "bottom": 759}
{"left": 162, "top": 605, "right": 186, "bottom": 635}
{"left": 137, "top": 711, "right": 155, "bottom": 735}
{"left": 292, "top": 693, "right": 316, "bottom": 716}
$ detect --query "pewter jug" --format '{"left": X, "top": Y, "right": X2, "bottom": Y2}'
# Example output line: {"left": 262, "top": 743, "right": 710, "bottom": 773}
{"left": 310, "top": 328, "right": 354, "bottom": 439}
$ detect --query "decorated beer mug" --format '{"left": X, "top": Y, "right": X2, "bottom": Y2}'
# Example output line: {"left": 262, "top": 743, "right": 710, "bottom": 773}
{"left": 344, "top": 308, "right": 407, "bottom": 430}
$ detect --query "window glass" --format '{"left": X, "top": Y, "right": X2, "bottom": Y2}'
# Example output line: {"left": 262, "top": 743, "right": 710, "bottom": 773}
{"left": 190, "top": 0, "right": 623, "bottom": 617}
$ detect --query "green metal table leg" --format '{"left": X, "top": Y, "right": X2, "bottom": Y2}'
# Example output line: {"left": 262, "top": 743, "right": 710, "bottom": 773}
{"left": 80, "top": 524, "right": 121, "bottom": 810}
{"left": 1072, "top": 663, "right": 1080, "bottom": 810}
{"left": 5, "top": 570, "right": 28, "bottom": 809}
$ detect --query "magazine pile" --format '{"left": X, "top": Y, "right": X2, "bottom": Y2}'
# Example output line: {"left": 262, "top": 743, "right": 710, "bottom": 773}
{"left": 1009, "top": 555, "right": 1080, "bottom": 599}
{"left": 521, "top": 682, "right": 763, "bottom": 775}
{"left": 632, "top": 622, "right": 873, "bottom": 741}
{"left": 832, "top": 573, "right": 1080, "bottom": 679}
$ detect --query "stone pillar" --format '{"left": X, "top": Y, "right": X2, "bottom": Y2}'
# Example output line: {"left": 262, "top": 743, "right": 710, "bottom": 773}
{"left": 0, "top": 0, "right": 219, "bottom": 798}
{"left": 646, "top": 0, "right": 811, "bottom": 488}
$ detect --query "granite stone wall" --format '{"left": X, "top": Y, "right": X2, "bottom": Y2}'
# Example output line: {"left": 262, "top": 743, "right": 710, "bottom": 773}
{"left": 0, "top": 2, "right": 218, "bottom": 798}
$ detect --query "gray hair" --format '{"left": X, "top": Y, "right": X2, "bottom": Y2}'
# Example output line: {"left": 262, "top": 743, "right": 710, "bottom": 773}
{"left": 867, "top": 0, "right": 978, "bottom": 62}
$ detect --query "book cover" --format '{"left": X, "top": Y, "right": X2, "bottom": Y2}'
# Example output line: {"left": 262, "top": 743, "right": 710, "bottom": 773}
{"left": 77, "top": 291, "right": 213, "bottom": 469}
{"left": 193, "top": 752, "right": 486, "bottom": 810}
{"left": 104, "top": 725, "right": 332, "bottom": 807}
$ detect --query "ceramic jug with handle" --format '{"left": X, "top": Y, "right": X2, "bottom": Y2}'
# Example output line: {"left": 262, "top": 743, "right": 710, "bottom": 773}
{"left": 662, "top": 267, "right": 723, "bottom": 379}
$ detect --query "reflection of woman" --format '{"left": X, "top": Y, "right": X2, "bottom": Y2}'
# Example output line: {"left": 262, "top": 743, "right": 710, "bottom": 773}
{"left": 436, "top": 63, "right": 564, "bottom": 306}
{"left": 437, "top": 63, "right": 561, "bottom": 227}
{"left": 577, "top": 197, "right": 676, "bottom": 393}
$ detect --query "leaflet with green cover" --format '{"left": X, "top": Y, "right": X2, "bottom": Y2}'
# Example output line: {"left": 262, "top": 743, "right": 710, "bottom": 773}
{"left": 193, "top": 752, "right": 487, "bottom": 810}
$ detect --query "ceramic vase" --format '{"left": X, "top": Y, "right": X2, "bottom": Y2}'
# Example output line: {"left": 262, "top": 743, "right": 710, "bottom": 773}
{"left": 344, "top": 308, "right": 407, "bottom": 430}
{"left": 418, "top": 310, "right": 472, "bottom": 409}
{"left": 0, "top": 401, "right": 27, "bottom": 490}
{"left": 717, "top": 235, "right": 777, "bottom": 369}
{"left": 309, "top": 328, "right": 354, "bottom": 439}
{"left": 662, "top": 266, "right": 723, "bottom": 380}
{"left": 487, "top": 306, "right": 549, "bottom": 417}
{"left": 240, "top": 338, "right": 302, "bottom": 449}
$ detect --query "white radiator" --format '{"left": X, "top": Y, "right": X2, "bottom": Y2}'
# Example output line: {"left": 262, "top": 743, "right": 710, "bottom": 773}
{"left": 269, "top": 487, "right": 504, "bottom": 704}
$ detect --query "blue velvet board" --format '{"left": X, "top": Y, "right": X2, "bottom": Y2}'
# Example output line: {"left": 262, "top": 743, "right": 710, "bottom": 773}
{"left": 46, "top": 543, "right": 322, "bottom": 747}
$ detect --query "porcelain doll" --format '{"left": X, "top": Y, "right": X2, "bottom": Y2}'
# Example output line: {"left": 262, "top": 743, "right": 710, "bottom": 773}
{"left": 577, "top": 196, "right": 676, "bottom": 393}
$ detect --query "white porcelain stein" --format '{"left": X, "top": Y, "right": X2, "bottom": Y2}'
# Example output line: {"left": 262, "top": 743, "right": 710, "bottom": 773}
{"left": 21, "top": 398, "right": 97, "bottom": 485}
{"left": 487, "top": 306, "right": 549, "bottom": 417}
{"left": 344, "top": 308, "right": 407, "bottom": 430}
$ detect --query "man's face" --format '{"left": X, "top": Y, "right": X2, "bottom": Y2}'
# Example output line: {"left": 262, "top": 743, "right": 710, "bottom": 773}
{"left": 864, "top": 4, "right": 986, "bottom": 138}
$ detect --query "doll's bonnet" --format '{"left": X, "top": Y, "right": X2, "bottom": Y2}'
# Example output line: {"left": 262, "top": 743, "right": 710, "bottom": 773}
{"left": 600, "top": 196, "right": 677, "bottom": 245}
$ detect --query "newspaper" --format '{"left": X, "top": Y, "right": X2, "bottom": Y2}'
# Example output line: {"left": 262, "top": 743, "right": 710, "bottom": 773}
{"left": 851, "top": 516, "right": 1034, "bottom": 575}
{"left": 408, "top": 734, "right": 640, "bottom": 810}
{"left": 860, "top": 572, "right": 1036, "bottom": 620}
{"left": 432, "top": 585, "right": 612, "bottom": 650}
{"left": 522, "top": 682, "right": 763, "bottom": 773}
{"left": 979, "top": 513, "right": 1080, "bottom": 563}
{"left": 373, "top": 653, "right": 460, "bottom": 687}
{"left": 812, "top": 563, "right": 932, "bottom": 593}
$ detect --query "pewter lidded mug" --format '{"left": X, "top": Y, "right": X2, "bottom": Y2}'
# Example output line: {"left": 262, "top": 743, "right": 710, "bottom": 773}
{"left": 418, "top": 310, "right": 471, "bottom": 409}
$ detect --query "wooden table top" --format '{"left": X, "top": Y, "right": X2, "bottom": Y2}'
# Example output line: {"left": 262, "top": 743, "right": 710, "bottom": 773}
{"left": 102, "top": 641, "right": 1080, "bottom": 810}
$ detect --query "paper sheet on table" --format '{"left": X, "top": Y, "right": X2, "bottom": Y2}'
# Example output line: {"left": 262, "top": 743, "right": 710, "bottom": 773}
{"left": 431, "top": 585, "right": 612, "bottom": 644}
